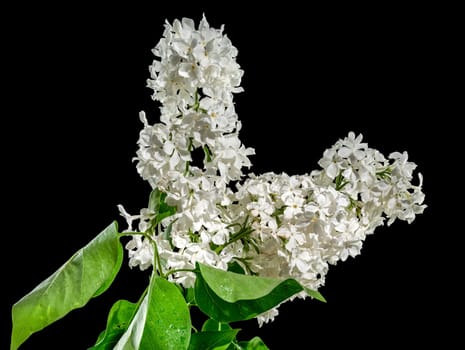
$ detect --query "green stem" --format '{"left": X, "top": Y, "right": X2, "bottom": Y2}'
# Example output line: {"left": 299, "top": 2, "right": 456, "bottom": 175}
{"left": 118, "top": 231, "right": 146, "bottom": 237}
{"left": 335, "top": 171, "right": 349, "bottom": 191}
{"left": 215, "top": 225, "right": 254, "bottom": 254}
{"left": 145, "top": 234, "right": 165, "bottom": 278}
{"left": 184, "top": 137, "right": 194, "bottom": 176}
{"left": 203, "top": 144, "right": 212, "bottom": 162}
{"left": 193, "top": 89, "right": 200, "bottom": 111}
{"left": 135, "top": 286, "right": 149, "bottom": 309}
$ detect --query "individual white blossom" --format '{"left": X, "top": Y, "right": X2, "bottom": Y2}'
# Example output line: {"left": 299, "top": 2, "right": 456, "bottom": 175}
{"left": 120, "top": 15, "right": 427, "bottom": 327}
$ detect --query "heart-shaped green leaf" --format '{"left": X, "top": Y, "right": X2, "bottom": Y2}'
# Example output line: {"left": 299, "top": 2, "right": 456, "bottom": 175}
{"left": 115, "top": 275, "right": 191, "bottom": 350}
{"left": 11, "top": 221, "right": 123, "bottom": 350}
{"left": 188, "top": 329, "right": 239, "bottom": 350}
{"left": 89, "top": 299, "right": 137, "bottom": 349}
{"left": 237, "top": 336, "right": 269, "bottom": 349}
{"left": 195, "top": 263, "right": 325, "bottom": 323}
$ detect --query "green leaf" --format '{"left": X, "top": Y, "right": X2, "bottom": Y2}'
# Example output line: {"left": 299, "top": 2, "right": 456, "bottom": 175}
{"left": 156, "top": 199, "right": 177, "bottom": 226}
{"left": 194, "top": 263, "right": 325, "bottom": 323}
{"left": 185, "top": 287, "right": 196, "bottom": 306}
{"left": 89, "top": 299, "right": 137, "bottom": 349}
{"left": 227, "top": 261, "right": 246, "bottom": 274}
{"left": 303, "top": 287, "right": 326, "bottom": 303}
{"left": 113, "top": 295, "right": 149, "bottom": 350}
{"left": 237, "top": 336, "right": 269, "bottom": 349}
{"left": 162, "top": 221, "right": 174, "bottom": 243}
{"left": 148, "top": 188, "right": 177, "bottom": 227}
{"left": 148, "top": 188, "right": 163, "bottom": 213}
{"left": 201, "top": 319, "right": 233, "bottom": 331}
{"left": 11, "top": 221, "right": 123, "bottom": 350}
{"left": 115, "top": 275, "right": 191, "bottom": 350}
{"left": 188, "top": 329, "right": 239, "bottom": 350}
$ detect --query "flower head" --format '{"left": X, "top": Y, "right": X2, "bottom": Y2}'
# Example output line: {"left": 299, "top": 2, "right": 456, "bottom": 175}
{"left": 120, "top": 16, "right": 426, "bottom": 326}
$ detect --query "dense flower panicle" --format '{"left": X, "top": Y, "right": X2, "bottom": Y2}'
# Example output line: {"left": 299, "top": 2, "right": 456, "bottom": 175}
{"left": 120, "top": 16, "right": 426, "bottom": 326}
{"left": 147, "top": 15, "right": 243, "bottom": 118}
{"left": 129, "top": 15, "right": 254, "bottom": 288}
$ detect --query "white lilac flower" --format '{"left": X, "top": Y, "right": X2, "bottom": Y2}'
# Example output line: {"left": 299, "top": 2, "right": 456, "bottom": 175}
{"left": 125, "top": 235, "right": 154, "bottom": 271}
{"left": 337, "top": 131, "right": 367, "bottom": 160}
{"left": 120, "top": 15, "right": 426, "bottom": 327}
{"left": 257, "top": 307, "right": 280, "bottom": 327}
{"left": 147, "top": 15, "right": 243, "bottom": 113}
{"left": 125, "top": 16, "right": 255, "bottom": 286}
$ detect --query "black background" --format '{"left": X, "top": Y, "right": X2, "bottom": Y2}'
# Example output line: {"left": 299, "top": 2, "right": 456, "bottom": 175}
{"left": 3, "top": 3, "right": 458, "bottom": 349}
